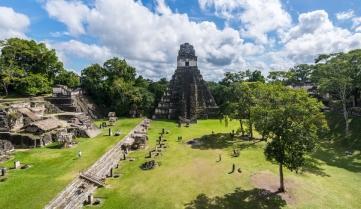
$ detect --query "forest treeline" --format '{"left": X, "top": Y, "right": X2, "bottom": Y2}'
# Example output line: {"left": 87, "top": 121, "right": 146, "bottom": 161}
{"left": 1, "top": 38, "right": 360, "bottom": 123}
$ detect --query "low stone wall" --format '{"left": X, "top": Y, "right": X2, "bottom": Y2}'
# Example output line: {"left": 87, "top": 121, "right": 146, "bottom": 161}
{"left": 44, "top": 119, "right": 150, "bottom": 209}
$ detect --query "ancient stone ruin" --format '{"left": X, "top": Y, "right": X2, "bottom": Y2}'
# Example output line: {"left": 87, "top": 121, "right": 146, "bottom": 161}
{"left": 108, "top": 112, "right": 117, "bottom": 126}
{"left": 46, "top": 85, "right": 102, "bottom": 119}
{"left": 0, "top": 139, "right": 14, "bottom": 162}
{"left": 153, "top": 43, "right": 218, "bottom": 122}
{"left": 0, "top": 89, "right": 101, "bottom": 149}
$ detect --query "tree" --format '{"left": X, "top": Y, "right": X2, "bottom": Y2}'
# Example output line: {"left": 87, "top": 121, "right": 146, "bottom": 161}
{"left": 0, "top": 38, "right": 78, "bottom": 96}
{"left": 246, "top": 70, "right": 265, "bottom": 83}
{"left": 148, "top": 78, "right": 168, "bottom": 109}
{"left": 15, "top": 73, "right": 52, "bottom": 96}
{"left": 81, "top": 58, "right": 156, "bottom": 117}
{"left": 228, "top": 82, "right": 262, "bottom": 138}
{"left": 288, "top": 64, "right": 313, "bottom": 84}
{"left": 267, "top": 71, "right": 291, "bottom": 84}
{"left": 220, "top": 72, "right": 245, "bottom": 86}
{"left": 252, "top": 84, "right": 326, "bottom": 192}
{"left": 0, "top": 38, "right": 63, "bottom": 80}
{"left": 312, "top": 51, "right": 360, "bottom": 135}
{"left": 54, "top": 70, "right": 80, "bottom": 89}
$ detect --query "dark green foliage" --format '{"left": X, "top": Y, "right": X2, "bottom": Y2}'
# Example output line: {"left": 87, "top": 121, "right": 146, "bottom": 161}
{"left": 0, "top": 38, "right": 77, "bottom": 96}
{"left": 252, "top": 84, "right": 326, "bottom": 191}
{"left": 148, "top": 78, "right": 168, "bottom": 109}
{"left": 312, "top": 49, "right": 361, "bottom": 135}
{"left": 15, "top": 73, "right": 52, "bottom": 96}
{"left": 54, "top": 71, "right": 80, "bottom": 89}
{"left": 81, "top": 58, "right": 157, "bottom": 117}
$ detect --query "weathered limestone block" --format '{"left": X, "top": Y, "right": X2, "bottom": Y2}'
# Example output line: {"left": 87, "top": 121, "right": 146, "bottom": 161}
{"left": 14, "top": 160, "right": 21, "bottom": 169}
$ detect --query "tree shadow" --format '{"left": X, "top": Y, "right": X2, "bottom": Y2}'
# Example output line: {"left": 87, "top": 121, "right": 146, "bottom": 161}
{"left": 300, "top": 157, "right": 330, "bottom": 177}
{"left": 312, "top": 143, "right": 361, "bottom": 173}
{"left": 237, "top": 140, "right": 263, "bottom": 151}
{"left": 184, "top": 188, "right": 287, "bottom": 209}
{"left": 190, "top": 133, "right": 240, "bottom": 150}
{"left": 310, "top": 112, "right": 361, "bottom": 173}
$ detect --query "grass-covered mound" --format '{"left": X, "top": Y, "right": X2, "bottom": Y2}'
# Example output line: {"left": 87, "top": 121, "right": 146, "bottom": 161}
{"left": 0, "top": 118, "right": 141, "bottom": 209}
{"left": 90, "top": 119, "right": 360, "bottom": 209}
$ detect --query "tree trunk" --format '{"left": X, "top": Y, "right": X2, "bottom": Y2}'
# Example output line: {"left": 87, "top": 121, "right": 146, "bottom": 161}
{"left": 2, "top": 82, "right": 8, "bottom": 96}
{"left": 342, "top": 97, "right": 349, "bottom": 136}
{"left": 239, "top": 119, "right": 244, "bottom": 136}
{"left": 248, "top": 112, "right": 253, "bottom": 139}
{"left": 279, "top": 163, "right": 285, "bottom": 192}
{"left": 249, "top": 120, "right": 253, "bottom": 139}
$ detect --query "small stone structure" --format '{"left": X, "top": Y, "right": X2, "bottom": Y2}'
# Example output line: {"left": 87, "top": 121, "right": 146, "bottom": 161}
{"left": 14, "top": 160, "right": 21, "bottom": 169}
{"left": 108, "top": 112, "right": 117, "bottom": 126}
{"left": 153, "top": 43, "right": 218, "bottom": 122}
{"left": 0, "top": 139, "right": 14, "bottom": 161}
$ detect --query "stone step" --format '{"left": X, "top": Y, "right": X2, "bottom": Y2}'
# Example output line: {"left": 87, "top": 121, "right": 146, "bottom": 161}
{"left": 79, "top": 173, "right": 105, "bottom": 187}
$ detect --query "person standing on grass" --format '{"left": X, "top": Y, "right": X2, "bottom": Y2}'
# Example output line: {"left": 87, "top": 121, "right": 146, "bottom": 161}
{"left": 78, "top": 151, "right": 82, "bottom": 158}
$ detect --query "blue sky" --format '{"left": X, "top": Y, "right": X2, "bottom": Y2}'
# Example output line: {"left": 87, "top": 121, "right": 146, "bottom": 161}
{"left": 0, "top": 0, "right": 361, "bottom": 80}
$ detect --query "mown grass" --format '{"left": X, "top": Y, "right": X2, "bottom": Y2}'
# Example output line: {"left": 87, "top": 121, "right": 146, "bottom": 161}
{"left": 89, "top": 119, "right": 361, "bottom": 209}
{"left": 0, "top": 118, "right": 141, "bottom": 209}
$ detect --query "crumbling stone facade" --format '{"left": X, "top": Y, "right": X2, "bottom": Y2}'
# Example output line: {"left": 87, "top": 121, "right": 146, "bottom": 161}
{"left": 153, "top": 43, "right": 218, "bottom": 121}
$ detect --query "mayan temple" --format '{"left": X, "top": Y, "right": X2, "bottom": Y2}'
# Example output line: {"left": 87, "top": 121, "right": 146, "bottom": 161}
{"left": 153, "top": 43, "right": 218, "bottom": 122}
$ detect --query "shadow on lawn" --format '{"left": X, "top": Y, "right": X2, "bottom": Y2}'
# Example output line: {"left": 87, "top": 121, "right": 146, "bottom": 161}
{"left": 312, "top": 143, "right": 361, "bottom": 173}
{"left": 310, "top": 112, "right": 361, "bottom": 173}
{"left": 301, "top": 157, "right": 330, "bottom": 177}
{"left": 184, "top": 188, "right": 287, "bottom": 209}
{"left": 190, "top": 133, "right": 240, "bottom": 149}
{"left": 190, "top": 133, "right": 263, "bottom": 150}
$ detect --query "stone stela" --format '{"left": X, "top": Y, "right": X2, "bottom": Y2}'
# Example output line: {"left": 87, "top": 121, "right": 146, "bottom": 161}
{"left": 153, "top": 43, "right": 218, "bottom": 122}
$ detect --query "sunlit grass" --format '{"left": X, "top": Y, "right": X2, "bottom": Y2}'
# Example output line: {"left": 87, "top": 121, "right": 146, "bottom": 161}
{"left": 0, "top": 118, "right": 141, "bottom": 209}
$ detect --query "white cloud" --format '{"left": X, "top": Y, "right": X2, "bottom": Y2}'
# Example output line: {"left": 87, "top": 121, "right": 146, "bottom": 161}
{"left": 352, "top": 17, "right": 361, "bottom": 32}
{"left": 278, "top": 10, "right": 361, "bottom": 64}
{"left": 43, "top": 0, "right": 265, "bottom": 81}
{"left": 49, "top": 40, "right": 112, "bottom": 67}
{"left": 198, "top": 0, "right": 292, "bottom": 44}
{"left": 45, "top": 0, "right": 90, "bottom": 36}
{"left": 0, "top": 7, "right": 30, "bottom": 40}
{"left": 155, "top": 0, "right": 172, "bottom": 16}
{"left": 42, "top": 1, "right": 361, "bottom": 81}
{"left": 336, "top": 10, "right": 354, "bottom": 20}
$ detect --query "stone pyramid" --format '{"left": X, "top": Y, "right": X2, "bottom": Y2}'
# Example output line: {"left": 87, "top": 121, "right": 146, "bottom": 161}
{"left": 153, "top": 43, "right": 218, "bottom": 121}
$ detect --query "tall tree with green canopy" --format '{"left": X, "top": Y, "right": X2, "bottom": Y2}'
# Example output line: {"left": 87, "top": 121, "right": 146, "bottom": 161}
{"left": 288, "top": 64, "right": 313, "bottom": 84}
{"left": 0, "top": 38, "right": 78, "bottom": 96}
{"left": 267, "top": 71, "right": 291, "bottom": 84}
{"left": 81, "top": 58, "right": 156, "bottom": 116}
{"left": 252, "top": 84, "right": 326, "bottom": 192}
{"left": 54, "top": 71, "right": 80, "bottom": 89}
{"left": 312, "top": 50, "right": 361, "bottom": 135}
{"left": 228, "top": 82, "right": 262, "bottom": 138}
{"left": 245, "top": 69, "right": 266, "bottom": 83}
{"left": 0, "top": 38, "right": 63, "bottom": 80}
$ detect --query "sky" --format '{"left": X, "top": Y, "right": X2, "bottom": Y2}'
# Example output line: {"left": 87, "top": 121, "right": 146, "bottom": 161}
{"left": 0, "top": 0, "right": 361, "bottom": 81}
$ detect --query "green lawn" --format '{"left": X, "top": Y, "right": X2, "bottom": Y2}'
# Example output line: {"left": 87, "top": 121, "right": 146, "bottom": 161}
{"left": 0, "top": 118, "right": 141, "bottom": 209}
{"left": 88, "top": 119, "right": 361, "bottom": 209}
